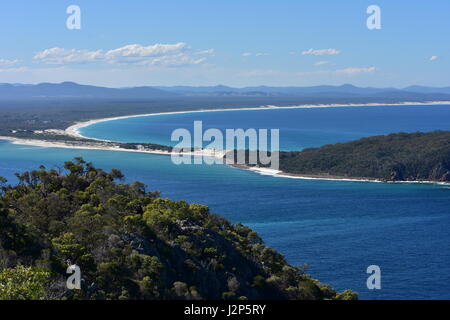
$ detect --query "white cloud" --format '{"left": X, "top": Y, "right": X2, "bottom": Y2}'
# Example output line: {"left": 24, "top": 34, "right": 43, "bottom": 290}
{"left": 196, "top": 49, "right": 215, "bottom": 55}
{"left": 335, "top": 66, "right": 376, "bottom": 75}
{"left": 240, "top": 66, "right": 376, "bottom": 78}
{"left": 241, "top": 52, "right": 270, "bottom": 57}
{"left": 105, "top": 43, "right": 187, "bottom": 63}
{"left": 0, "top": 67, "right": 28, "bottom": 73}
{"left": 34, "top": 48, "right": 103, "bottom": 64}
{"left": 314, "top": 61, "right": 331, "bottom": 66}
{"left": 0, "top": 59, "right": 19, "bottom": 67}
{"left": 239, "top": 69, "right": 285, "bottom": 77}
{"left": 302, "top": 48, "right": 340, "bottom": 56}
{"left": 429, "top": 55, "right": 438, "bottom": 61}
{"left": 34, "top": 43, "right": 208, "bottom": 67}
{"left": 147, "top": 53, "right": 206, "bottom": 67}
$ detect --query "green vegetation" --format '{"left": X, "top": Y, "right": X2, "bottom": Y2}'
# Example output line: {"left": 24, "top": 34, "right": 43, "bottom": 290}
{"left": 0, "top": 158, "right": 355, "bottom": 300}
{"left": 0, "top": 97, "right": 278, "bottom": 137}
{"left": 0, "top": 266, "right": 51, "bottom": 300}
{"left": 277, "top": 131, "right": 450, "bottom": 182}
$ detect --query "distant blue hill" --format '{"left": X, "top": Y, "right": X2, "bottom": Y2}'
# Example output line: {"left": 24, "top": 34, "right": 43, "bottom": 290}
{"left": 1, "top": 81, "right": 450, "bottom": 101}
{"left": 404, "top": 85, "right": 450, "bottom": 95}
{"left": 0, "top": 82, "right": 178, "bottom": 99}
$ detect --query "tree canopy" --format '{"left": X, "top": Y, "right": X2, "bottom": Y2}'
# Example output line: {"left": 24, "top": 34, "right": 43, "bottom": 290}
{"left": 0, "top": 158, "right": 356, "bottom": 300}
{"left": 278, "top": 131, "right": 450, "bottom": 181}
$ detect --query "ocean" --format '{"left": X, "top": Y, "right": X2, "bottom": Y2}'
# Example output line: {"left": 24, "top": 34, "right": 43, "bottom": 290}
{"left": 1, "top": 104, "right": 450, "bottom": 299}
{"left": 80, "top": 104, "right": 450, "bottom": 151}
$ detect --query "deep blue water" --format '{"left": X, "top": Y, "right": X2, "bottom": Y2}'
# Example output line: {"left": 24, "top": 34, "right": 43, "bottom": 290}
{"left": 80, "top": 105, "right": 450, "bottom": 151}
{"left": 1, "top": 105, "right": 450, "bottom": 299}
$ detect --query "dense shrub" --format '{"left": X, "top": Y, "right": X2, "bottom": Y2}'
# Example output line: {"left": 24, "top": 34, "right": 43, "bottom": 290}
{"left": 0, "top": 158, "right": 355, "bottom": 300}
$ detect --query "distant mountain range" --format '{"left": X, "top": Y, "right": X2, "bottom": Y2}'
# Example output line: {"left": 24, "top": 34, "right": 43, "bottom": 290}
{"left": 0, "top": 82, "right": 176, "bottom": 100}
{"left": 1, "top": 81, "right": 450, "bottom": 101}
{"left": 155, "top": 84, "right": 450, "bottom": 99}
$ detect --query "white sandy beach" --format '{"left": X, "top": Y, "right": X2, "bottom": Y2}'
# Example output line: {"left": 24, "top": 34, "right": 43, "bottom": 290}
{"left": 0, "top": 136, "right": 170, "bottom": 155}
{"left": 65, "top": 101, "right": 450, "bottom": 140}
{"left": 1, "top": 101, "right": 450, "bottom": 185}
{"left": 0, "top": 136, "right": 228, "bottom": 160}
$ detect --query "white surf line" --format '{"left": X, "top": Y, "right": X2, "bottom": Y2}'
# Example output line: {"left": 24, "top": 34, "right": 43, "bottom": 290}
{"left": 244, "top": 165, "right": 450, "bottom": 185}
{"left": 65, "top": 101, "right": 450, "bottom": 140}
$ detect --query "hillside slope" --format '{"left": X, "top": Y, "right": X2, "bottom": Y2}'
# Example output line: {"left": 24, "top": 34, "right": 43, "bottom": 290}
{"left": 0, "top": 158, "right": 355, "bottom": 300}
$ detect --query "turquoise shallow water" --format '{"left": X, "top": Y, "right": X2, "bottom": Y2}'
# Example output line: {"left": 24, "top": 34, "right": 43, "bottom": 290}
{"left": 1, "top": 105, "right": 450, "bottom": 299}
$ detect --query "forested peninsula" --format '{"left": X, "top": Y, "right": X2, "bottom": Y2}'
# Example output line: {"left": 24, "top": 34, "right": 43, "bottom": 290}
{"left": 0, "top": 158, "right": 356, "bottom": 300}
{"left": 275, "top": 131, "right": 450, "bottom": 182}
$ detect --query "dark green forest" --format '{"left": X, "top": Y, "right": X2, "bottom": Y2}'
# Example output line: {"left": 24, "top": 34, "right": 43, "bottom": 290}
{"left": 0, "top": 158, "right": 356, "bottom": 300}
{"left": 277, "top": 131, "right": 450, "bottom": 181}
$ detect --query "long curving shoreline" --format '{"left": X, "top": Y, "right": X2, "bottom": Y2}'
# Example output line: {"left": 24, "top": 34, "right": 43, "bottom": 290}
{"left": 65, "top": 101, "right": 450, "bottom": 140}
{"left": 2, "top": 101, "right": 450, "bottom": 186}
{"left": 3, "top": 132, "right": 447, "bottom": 185}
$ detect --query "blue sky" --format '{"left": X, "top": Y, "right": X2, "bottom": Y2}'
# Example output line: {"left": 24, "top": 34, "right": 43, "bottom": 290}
{"left": 0, "top": 0, "right": 449, "bottom": 87}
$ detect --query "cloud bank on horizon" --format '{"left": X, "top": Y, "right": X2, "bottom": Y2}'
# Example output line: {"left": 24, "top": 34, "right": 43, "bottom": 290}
{"left": 33, "top": 43, "right": 212, "bottom": 67}
{"left": 0, "top": 0, "right": 448, "bottom": 87}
